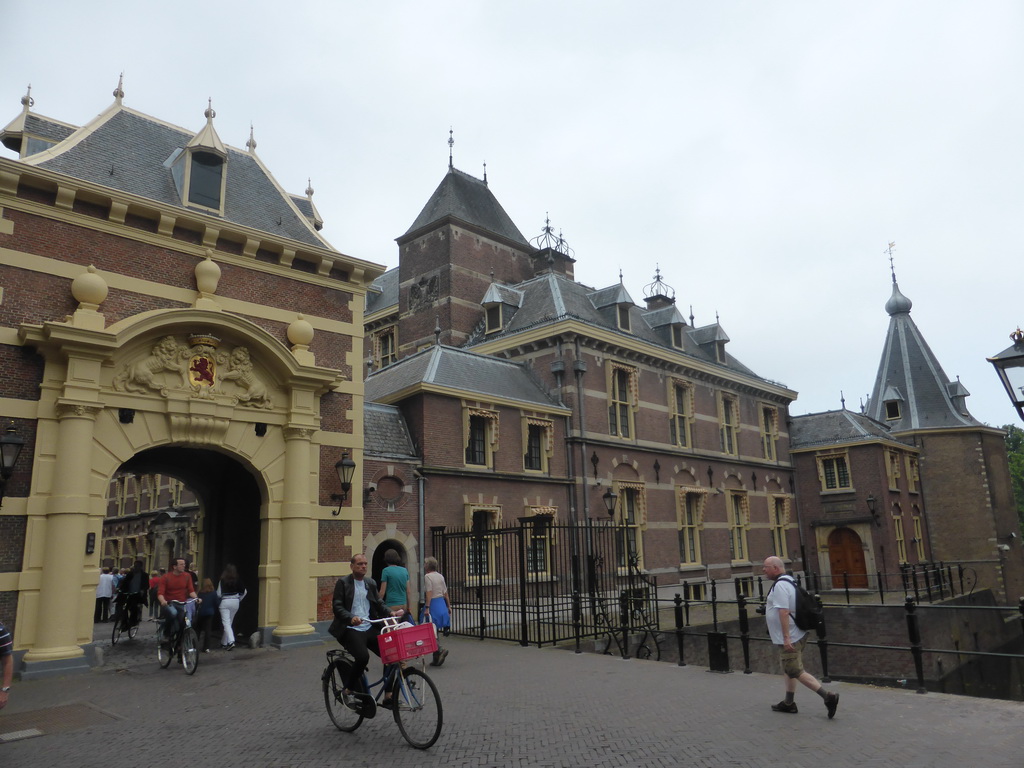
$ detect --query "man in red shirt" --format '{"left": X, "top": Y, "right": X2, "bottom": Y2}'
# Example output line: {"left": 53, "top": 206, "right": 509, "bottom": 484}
{"left": 158, "top": 558, "right": 198, "bottom": 641}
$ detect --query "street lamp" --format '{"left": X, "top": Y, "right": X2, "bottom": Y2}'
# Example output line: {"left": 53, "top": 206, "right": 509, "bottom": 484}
{"left": 988, "top": 328, "right": 1024, "bottom": 421}
{"left": 0, "top": 424, "right": 25, "bottom": 508}
{"left": 602, "top": 487, "right": 618, "bottom": 519}
{"left": 866, "top": 494, "right": 880, "bottom": 526}
{"left": 331, "top": 451, "right": 357, "bottom": 515}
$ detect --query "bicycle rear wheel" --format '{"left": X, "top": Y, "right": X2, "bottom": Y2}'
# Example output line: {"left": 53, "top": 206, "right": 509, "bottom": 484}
{"left": 323, "top": 659, "right": 363, "bottom": 732}
{"left": 392, "top": 668, "right": 442, "bottom": 749}
{"left": 111, "top": 615, "right": 123, "bottom": 645}
{"left": 181, "top": 627, "right": 199, "bottom": 675}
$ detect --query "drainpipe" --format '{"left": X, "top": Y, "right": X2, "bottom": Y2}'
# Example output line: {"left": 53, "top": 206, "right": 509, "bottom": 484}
{"left": 416, "top": 468, "right": 426, "bottom": 618}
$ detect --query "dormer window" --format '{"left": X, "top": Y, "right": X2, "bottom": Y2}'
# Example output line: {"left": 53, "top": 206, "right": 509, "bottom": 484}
{"left": 486, "top": 305, "right": 502, "bottom": 334}
{"left": 188, "top": 151, "right": 224, "bottom": 209}
{"left": 885, "top": 400, "right": 901, "bottom": 420}
{"left": 617, "top": 305, "right": 631, "bottom": 332}
{"left": 671, "top": 324, "right": 683, "bottom": 349}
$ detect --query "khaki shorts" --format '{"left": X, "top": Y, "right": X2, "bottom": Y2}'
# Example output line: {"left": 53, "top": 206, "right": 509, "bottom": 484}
{"left": 777, "top": 634, "right": 809, "bottom": 679}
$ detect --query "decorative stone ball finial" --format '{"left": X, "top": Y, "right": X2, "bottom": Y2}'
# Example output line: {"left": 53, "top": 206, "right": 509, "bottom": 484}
{"left": 71, "top": 265, "right": 108, "bottom": 308}
{"left": 288, "top": 314, "right": 315, "bottom": 348}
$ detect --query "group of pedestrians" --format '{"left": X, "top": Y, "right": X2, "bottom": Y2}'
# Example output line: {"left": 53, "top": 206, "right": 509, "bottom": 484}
{"left": 155, "top": 558, "right": 248, "bottom": 651}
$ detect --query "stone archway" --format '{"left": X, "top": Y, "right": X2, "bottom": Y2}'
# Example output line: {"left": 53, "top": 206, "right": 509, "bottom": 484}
{"left": 17, "top": 306, "right": 344, "bottom": 677}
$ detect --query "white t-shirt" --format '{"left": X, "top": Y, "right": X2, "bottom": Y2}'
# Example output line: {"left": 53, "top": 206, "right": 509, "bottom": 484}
{"left": 765, "top": 577, "right": 807, "bottom": 645}
{"left": 423, "top": 571, "right": 447, "bottom": 600}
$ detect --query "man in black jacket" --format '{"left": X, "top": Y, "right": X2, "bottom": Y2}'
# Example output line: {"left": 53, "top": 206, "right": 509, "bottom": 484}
{"left": 328, "top": 553, "right": 402, "bottom": 693}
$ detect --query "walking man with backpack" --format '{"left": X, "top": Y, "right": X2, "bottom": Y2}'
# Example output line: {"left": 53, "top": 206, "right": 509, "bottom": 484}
{"left": 762, "top": 556, "right": 839, "bottom": 718}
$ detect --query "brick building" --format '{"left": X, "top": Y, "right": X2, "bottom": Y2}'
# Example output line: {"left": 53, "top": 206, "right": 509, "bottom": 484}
{"left": 363, "top": 163, "right": 800, "bottom": 599}
{"left": 0, "top": 83, "right": 383, "bottom": 676}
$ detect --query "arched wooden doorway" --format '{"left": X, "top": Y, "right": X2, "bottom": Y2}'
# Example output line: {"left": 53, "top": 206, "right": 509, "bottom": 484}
{"left": 827, "top": 527, "right": 868, "bottom": 589}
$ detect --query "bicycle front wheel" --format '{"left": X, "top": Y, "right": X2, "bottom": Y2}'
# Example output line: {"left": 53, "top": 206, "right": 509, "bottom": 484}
{"left": 158, "top": 633, "right": 174, "bottom": 668}
{"left": 181, "top": 627, "right": 199, "bottom": 675}
{"left": 323, "top": 659, "right": 363, "bottom": 732}
{"left": 392, "top": 668, "right": 443, "bottom": 749}
{"left": 111, "top": 616, "right": 123, "bottom": 645}
{"left": 127, "top": 620, "right": 140, "bottom": 640}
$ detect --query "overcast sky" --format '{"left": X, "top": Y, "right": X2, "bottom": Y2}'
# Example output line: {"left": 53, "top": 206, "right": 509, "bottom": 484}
{"left": 3, "top": 1, "right": 1021, "bottom": 427}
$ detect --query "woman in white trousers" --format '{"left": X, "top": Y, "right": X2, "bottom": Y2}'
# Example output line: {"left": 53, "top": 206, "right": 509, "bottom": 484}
{"left": 216, "top": 563, "right": 247, "bottom": 650}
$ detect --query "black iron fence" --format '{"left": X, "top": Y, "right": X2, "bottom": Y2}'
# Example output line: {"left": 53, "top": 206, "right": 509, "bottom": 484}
{"left": 805, "top": 562, "right": 976, "bottom": 604}
{"left": 430, "top": 517, "right": 661, "bottom": 650}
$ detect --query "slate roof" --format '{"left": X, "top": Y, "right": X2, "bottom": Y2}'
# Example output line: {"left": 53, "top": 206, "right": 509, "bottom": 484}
{"left": 400, "top": 168, "right": 530, "bottom": 246}
{"left": 465, "top": 272, "right": 766, "bottom": 382}
{"left": 790, "top": 409, "right": 911, "bottom": 449}
{"left": 364, "top": 402, "right": 418, "bottom": 459}
{"left": 366, "top": 267, "right": 399, "bottom": 316}
{"left": 9, "top": 102, "right": 329, "bottom": 249}
{"left": 865, "top": 281, "right": 983, "bottom": 430}
{"left": 365, "top": 344, "right": 566, "bottom": 411}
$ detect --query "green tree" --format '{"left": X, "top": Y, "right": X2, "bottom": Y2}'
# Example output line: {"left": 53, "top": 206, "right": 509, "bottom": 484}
{"left": 1003, "top": 424, "right": 1024, "bottom": 534}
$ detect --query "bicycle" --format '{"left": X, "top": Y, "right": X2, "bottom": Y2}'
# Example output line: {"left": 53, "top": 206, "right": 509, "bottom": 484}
{"left": 157, "top": 598, "right": 200, "bottom": 675}
{"left": 111, "top": 592, "right": 144, "bottom": 645}
{"left": 322, "top": 617, "right": 443, "bottom": 749}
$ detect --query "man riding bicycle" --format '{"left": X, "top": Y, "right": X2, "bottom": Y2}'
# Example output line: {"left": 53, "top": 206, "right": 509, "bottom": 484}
{"left": 114, "top": 560, "right": 150, "bottom": 628}
{"left": 158, "top": 557, "right": 199, "bottom": 641}
{"left": 327, "top": 553, "right": 404, "bottom": 704}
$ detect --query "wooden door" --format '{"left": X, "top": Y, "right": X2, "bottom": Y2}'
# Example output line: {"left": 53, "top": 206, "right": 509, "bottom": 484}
{"left": 827, "top": 527, "right": 868, "bottom": 589}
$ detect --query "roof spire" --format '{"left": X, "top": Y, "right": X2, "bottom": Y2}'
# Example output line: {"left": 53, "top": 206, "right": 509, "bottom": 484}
{"left": 305, "top": 178, "right": 314, "bottom": 198}
{"left": 21, "top": 84, "right": 34, "bottom": 111}
{"left": 689, "top": 305, "right": 695, "bottom": 325}
{"left": 246, "top": 123, "right": 257, "bottom": 153}
{"left": 619, "top": 268, "right": 624, "bottom": 285}
{"left": 112, "top": 73, "right": 125, "bottom": 105}
{"left": 448, "top": 128, "right": 454, "bottom": 171}
{"left": 483, "top": 161, "right": 487, "bottom": 186}
{"left": 886, "top": 240, "right": 897, "bottom": 282}
{"left": 840, "top": 390, "right": 846, "bottom": 409}
{"left": 205, "top": 97, "right": 216, "bottom": 122}
{"left": 434, "top": 315, "right": 442, "bottom": 344}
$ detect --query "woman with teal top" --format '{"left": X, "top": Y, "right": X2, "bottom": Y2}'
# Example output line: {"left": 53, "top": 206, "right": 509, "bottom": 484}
{"left": 378, "top": 549, "right": 411, "bottom": 622}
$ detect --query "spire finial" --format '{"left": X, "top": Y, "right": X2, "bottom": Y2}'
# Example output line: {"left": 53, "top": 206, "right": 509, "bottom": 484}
{"left": 483, "top": 161, "right": 487, "bottom": 185}
{"left": 21, "top": 84, "right": 34, "bottom": 110}
{"left": 434, "top": 315, "right": 441, "bottom": 344}
{"left": 886, "top": 241, "right": 897, "bottom": 282}
{"left": 689, "top": 305, "right": 695, "bottom": 326}
{"left": 246, "top": 123, "right": 257, "bottom": 153}
{"left": 305, "top": 177, "right": 314, "bottom": 198}
{"left": 619, "top": 268, "right": 624, "bottom": 285}
{"left": 448, "top": 128, "right": 454, "bottom": 170}
{"left": 840, "top": 390, "right": 846, "bottom": 410}
{"left": 205, "top": 97, "right": 216, "bottom": 121}
{"left": 113, "top": 73, "right": 125, "bottom": 104}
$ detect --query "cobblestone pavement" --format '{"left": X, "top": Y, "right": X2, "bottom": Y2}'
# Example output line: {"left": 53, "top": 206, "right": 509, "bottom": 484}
{"left": 1, "top": 621, "right": 1022, "bottom": 767}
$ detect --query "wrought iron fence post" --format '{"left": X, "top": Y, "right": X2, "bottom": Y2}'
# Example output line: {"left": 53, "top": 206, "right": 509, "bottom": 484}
{"left": 877, "top": 571, "right": 885, "bottom": 604}
{"left": 1018, "top": 597, "right": 1024, "bottom": 638}
{"left": 923, "top": 564, "right": 933, "bottom": 603}
{"left": 516, "top": 517, "right": 530, "bottom": 647}
{"left": 710, "top": 578, "right": 719, "bottom": 631}
{"left": 946, "top": 564, "right": 955, "bottom": 598}
{"left": 814, "top": 593, "right": 831, "bottom": 683}
{"left": 843, "top": 571, "right": 851, "bottom": 604}
{"left": 911, "top": 567, "right": 921, "bottom": 603}
{"left": 904, "top": 596, "right": 927, "bottom": 694}
{"left": 737, "top": 593, "right": 751, "bottom": 674}
{"left": 618, "top": 589, "right": 630, "bottom": 660}
{"left": 674, "top": 593, "right": 686, "bottom": 667}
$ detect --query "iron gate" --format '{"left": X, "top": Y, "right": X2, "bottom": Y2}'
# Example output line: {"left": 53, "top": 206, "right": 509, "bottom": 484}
{"left": 430, "top": 517, "right": 660, "bottom": 648}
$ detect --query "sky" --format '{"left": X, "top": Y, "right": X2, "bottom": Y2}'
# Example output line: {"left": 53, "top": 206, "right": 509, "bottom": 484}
{"left": 3, "top": 1, "right": 1021, "bottom": 427}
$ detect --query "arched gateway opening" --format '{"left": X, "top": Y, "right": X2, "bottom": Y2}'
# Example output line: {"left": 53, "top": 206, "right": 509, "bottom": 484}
{"left": 120, "top": 446, "right": 262, "bottom": 639}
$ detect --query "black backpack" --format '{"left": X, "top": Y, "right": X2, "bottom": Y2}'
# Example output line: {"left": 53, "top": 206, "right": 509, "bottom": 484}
{"left": 773, "top": 575, "right": 823, "bottom": 631}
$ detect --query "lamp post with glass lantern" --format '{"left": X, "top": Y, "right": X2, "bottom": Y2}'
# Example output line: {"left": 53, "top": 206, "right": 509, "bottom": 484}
{"left": 0, "top": 424, "right": 25, "bottom": 508}
{"left": 330, "top": 452, "right": 357, "bottom": 515}
{"left": 988, "top": 328, "right": 1024, "bottom": 422}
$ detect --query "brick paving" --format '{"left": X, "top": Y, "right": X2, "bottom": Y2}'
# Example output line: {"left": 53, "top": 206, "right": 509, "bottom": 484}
{"left": 0, "top": 621, "right": 1021, "bottom": 767}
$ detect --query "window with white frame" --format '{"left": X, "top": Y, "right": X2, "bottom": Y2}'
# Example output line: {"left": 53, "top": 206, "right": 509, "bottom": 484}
{"left": 817, "top": 453, "right": 851, "bottom": 491}
{"left": 906, "top": 455, "right": 920, "bottom": 494}
{"left": 727, "top": 491, "right": 749, "bottom": 562}
{"left": 613, "top": 484, "right": 645, "bottom": 570}
{"left": 523, "top": 417, "right": 553, "bottom": 473}
{"left": 770, "top": 496, "right": 789, "bottom": 558}
{"left": 893, "top": 505, "right": 907, "bottom": 564}
{"left": 608, "top": 364, "right": 637, "bottom": 439}
{"left": 912, "top": 508, "right": 925, "bottom": 560}
{"left": 468, "top": 507, "right": 500, "bottom": 579}
{"left": 465, "top": 408, "right": 498, "bottom": 467}
{"left": 525, "top": 507, "right": 556, "bottom": 575}
{"left": 886, "top": 449, "right": 901, "bottom": 491}
{"left": 719, "top": 393, "right": 739, "bottom": 456}
{"left": 677, "top": 488, "right": 705, "bottom": 565}
{"left": 373, "top": 326, "right": 397, "bottom": 368}
{"left": 670, "top": 380, "right": 693, "bottom": 448}
{"left": 761, "top": 405, "right": 778, "bottom": 461}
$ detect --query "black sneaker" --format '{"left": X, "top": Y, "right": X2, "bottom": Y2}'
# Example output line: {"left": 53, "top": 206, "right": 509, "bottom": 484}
{"left": 825, "top": 692, "right": 840, "bottom": 719}
{"left": 771, "top": 701, "right": 798, "bottom": 714}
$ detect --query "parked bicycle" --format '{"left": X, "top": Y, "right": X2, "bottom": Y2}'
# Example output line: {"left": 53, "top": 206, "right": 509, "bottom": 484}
{"left": 157, "top": 598, "right": 199, "bottom": 675}
{"left": 322, "top": 617, "right": 442, "bottom": 749}
{"left": 111, "top": 592, "right": 145, "bottom": 645}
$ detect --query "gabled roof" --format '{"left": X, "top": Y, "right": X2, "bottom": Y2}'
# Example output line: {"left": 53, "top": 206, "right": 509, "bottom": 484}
{"left": 364, "top": 402, "right": 418, "bottom": 459}
{"left": 9, "top": 100, "right": 330, "bottom": 249}
{"left": 400, "top": 167, "right": 530, "bottom": 247}
{"left": 366, "top": 267, "right": 400, "bottom": 317}
{"left": 365, "top": 343, "right": 566, "bottom": 411}
{"left": 790, "top": 409, "right": 913, "bottom": 450}
{"left": 865, "top": 280, "right": 983, "bottom": 430}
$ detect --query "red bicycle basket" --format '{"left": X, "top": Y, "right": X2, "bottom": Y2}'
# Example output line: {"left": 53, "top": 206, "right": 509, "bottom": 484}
{"left": 379, "top": 623, "right": 438, "bottom": 664}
